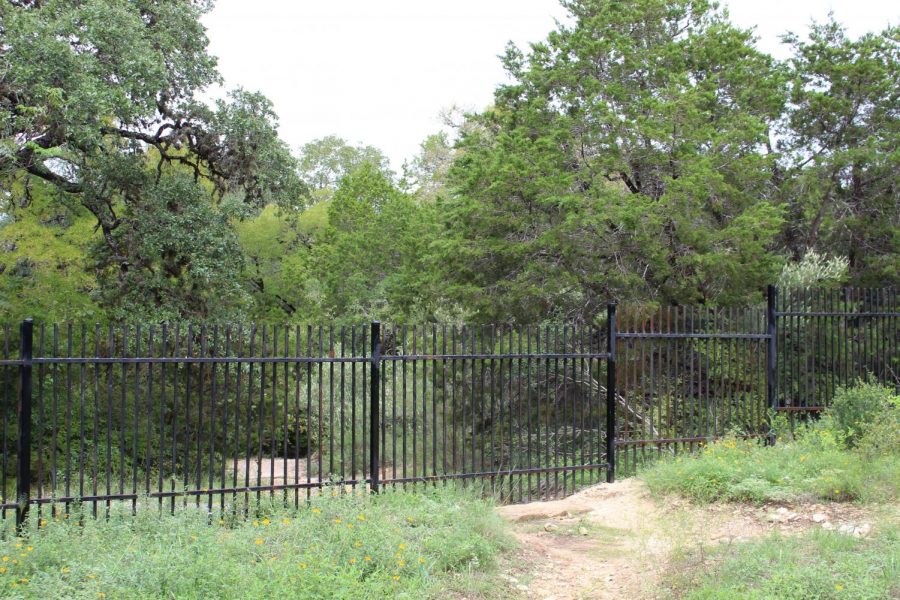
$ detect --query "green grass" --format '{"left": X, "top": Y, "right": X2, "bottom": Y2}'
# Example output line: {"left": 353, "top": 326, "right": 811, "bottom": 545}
{"left": 0, "top": 487, "right": 514, "bottom": 599}
{"left": 641, "top": 431, "right": 900, "bottom": 504}
{"left": 663, "top": 526, "right": 900, "bottom": 599}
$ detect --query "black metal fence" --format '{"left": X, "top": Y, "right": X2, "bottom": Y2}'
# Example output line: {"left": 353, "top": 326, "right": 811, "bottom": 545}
{"left": 612, "top": 286, "right": 899, "bottom": 472}
{"left": 0, "top": 287, "right": 897, "bottom": 525}
{"left": 1, "top": 320, "right": 613, "bottom": 526}
{"left": 774, "top": 287, "right": 898, "bottom": 412}
{"left": 614, "top": 304, "right": 769, "bottom": 474}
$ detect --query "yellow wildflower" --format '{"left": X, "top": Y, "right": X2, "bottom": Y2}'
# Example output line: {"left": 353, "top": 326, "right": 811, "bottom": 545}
{"left": 333, "top": 518, "right": 342, "bottom": 524}
{"left": 398, "top": 543, "right": 406, "bottom": 550}
{"left": 364, "top": 556, "right": 372, "bottom": 562}
{"left": 2, "top": 556, "right": 8, "bottom": 562}
{"left": 282, "top": 518, "right": 290, "bottom": 525}
{"left": 262, "top": 518, "right": 271, "bottom": 526}
{"left": 418, "top": 557, "right": 425, "bottom": 564}
{"left": 397, "top": 559, "right": 406, "bottom": 567}
{"left": 312, "top": 508, "right": 321, "bottom": 514}
{"left": 392, "top": 575, "right": 400, "bottom": 581}
{"left": 349, "top": 558, "right": 357, "bottom": 564}
{"left": 252, "top": 520, "right": 259, "bottom": 527}
{"left": 357, "top": 515, "right": 366, "bottom": 521}
{"left": 25, "top": 547, "right": 32, "bottom": 552}
{"left": 0, "top": 567, "right": 6, "bottom": 574}
{"left": 255, "top": 538, "right": 264, "bottom": 546}
{"left": 299, "top": 563, "right": 307, "bottom": 569}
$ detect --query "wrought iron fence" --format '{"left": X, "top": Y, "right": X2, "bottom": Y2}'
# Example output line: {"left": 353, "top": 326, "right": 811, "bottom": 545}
{"left": 774, "top": 287, "right": 898, "bottom": 412}
{"left": 1, "top": 320, "right": 613, "bottom": 526}
{"left": 614, "top": 305, "right": 769, "bottom": 475}
{"left": 0, "top": 286, "right": 897, "bottom": 525}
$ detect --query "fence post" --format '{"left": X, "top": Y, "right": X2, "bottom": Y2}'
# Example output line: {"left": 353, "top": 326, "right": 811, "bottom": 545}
{"left": 16, "top": 318, "right": 33, "bottom": 530}
{"left": 606, "top": 304, "right": 617, "bottom": 484}
{"left": 369, "top": 321, "right": 381, "bottom": 493}
{"left": 766, "top": 285, "right": 777, "bottom": 445}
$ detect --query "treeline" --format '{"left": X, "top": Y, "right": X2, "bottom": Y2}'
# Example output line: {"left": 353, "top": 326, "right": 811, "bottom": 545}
{"left": 1, "top": 0, "right": 898, "bottom": 328}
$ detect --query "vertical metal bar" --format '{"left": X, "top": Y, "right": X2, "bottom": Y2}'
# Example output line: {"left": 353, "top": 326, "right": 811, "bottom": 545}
{"left": 381, "top": 326, "right": 387, "bottom": 486}
{"left": 234, "top": 325, "right": 243, "bottom": 512}
{"left": 340, "top": 325, "right": 346, "bottom": 487}
{"left": 171, "top": 325, "right": 180, "bottom": 515}
{"left": 391, "top": 324, "right": 398, "bottom": 487}
{"left": 369, "top": 321, "right": 381, "bottom": 493}
{"left": 480, "top": 325, "right": 487, "bottom": 488}
{"left": 144, "top": 325, "right": 161, "bottom": 502}
{"left": 412, "top": 325, "right": 418, "bottom": 483}
{"left": 293, "top": 325, "right": 300, "bottom": 507}
{"left": 35, "top": 324, "right": 44, "bottom": 520}
{"left": 209, "top": 325, "right": 219, "bottom": 513}
{"left": 422, "top": 324, "right": 428, "bottom": 483}
{"left": 91, "top": 323, "right": 100, "bottom": 518}
{"left": 433, "top": 324, "right": 438, "bottom": 485}
{"left": 766, "top": 285, "right": 777, "bottom": 441}
{"left": 131, "top": 323, "right": 141, "bottom": 512}
{"left": 16, "top": 319, "right": 34, "bottom": 530}
{"left": 159, "top": 324, "right": 168, "bottom": 513}
{"left": 222, "top": 325, "right": 231, "bottom": 513}
{"left": 451, "top": 325, "right": 458, "bottom": 476}
{"left": 402, "top": 325, "right": 408, "bottom": 485}
{"left": 606, "top": 304, "right": 616, "bottom": 484}
{"left": 351, "top": 325, "right": 357, "bottom": 491}
{"left": 51, "top": 324, "right": 58, "bottom": 517}
{"left": 517, "top": 326, "right": 524, "bottom": 501}
{"left": 1, "top": 324, "right": 9, "bottom": 520}
{"left": 490, "top": 324, "right": 496, "bottom": 495}
{"left": 269, "top": 325, "right": 277, "bottom": 502}
{"left": 553, "top": 325, "right": 560, "bottom": 497}
{"left": 305, "top": 325, "right": 312, "bottom": 503}
{"left": 526, "top": 325, "right": 532, "bottom": 501}
{"left": 442, "top": 323, "right": 448, "bottom": 485}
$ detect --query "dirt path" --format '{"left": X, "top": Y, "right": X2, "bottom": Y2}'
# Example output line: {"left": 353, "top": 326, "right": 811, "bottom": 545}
{"left": 494, "top": 479, "right": 886, "bottom": 600}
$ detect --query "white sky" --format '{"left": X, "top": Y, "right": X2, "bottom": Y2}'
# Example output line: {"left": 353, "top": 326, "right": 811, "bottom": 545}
{"left": 202, "top": 0, "right": 898, "bottom": 171}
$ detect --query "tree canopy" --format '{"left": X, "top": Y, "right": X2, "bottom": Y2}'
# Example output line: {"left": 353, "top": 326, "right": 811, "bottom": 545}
{"left": 0, "top": 0, "right": 896, "bottom": 325}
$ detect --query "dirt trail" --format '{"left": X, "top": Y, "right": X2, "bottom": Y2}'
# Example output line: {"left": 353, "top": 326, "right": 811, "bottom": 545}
{"left": 495, "top": 479, "right": 884, "bottom": 600}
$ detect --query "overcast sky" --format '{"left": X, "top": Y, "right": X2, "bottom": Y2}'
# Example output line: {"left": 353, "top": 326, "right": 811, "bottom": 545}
{"left": 202, "top": 0, "right": 898, "bottom": 171}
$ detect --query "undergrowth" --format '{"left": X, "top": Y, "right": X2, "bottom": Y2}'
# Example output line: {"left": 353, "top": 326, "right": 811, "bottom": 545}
{"left": 641, "top": 382, "right": 900, "bottom": 504}
{"left": 664, "top": 526, "right": 900, "bottom": 599}
{"left": 0, "top": 486, "right": 513, "bottom": 599}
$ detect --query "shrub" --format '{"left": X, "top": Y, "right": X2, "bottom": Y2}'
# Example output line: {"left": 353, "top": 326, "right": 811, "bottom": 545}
{"left": 826, "top": 380, "right": 899, "bottom": 448}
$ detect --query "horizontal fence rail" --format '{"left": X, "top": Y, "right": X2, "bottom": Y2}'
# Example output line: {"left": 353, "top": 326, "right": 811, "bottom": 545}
{"left": 0, "top": 286, "right": 897, "bottom": 524}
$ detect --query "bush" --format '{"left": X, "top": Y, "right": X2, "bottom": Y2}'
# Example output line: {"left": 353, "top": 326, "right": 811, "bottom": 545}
{"left": 826, "top": 380, "right": 899, "bottom": 448}
{"left": 857, "top": 410, "right": 900, "bottom": 459}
